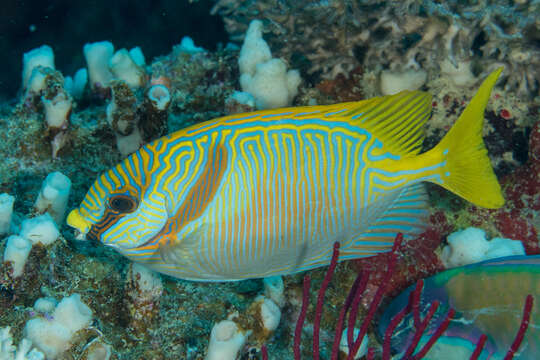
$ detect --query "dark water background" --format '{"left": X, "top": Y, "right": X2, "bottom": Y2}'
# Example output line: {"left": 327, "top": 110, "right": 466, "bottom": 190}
{"left": 0, "top": 0, "right": 226, "bottom": 99}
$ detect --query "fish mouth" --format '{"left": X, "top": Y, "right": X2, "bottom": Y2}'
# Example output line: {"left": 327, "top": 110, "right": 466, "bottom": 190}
{"left": 73, "top": 228, "right": 86, "bottom": 241}
{"left": 66, "top": 209, "right": 92, "bottom": 240}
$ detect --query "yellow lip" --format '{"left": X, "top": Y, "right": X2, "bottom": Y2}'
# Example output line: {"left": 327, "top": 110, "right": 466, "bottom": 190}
{"left": 66, "top": 209, "right": 91, "bottom": 235}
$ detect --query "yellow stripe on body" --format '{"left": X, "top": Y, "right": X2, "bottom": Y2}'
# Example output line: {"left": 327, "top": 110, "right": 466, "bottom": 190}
{"left": 256, "top": 135, "right": 269, "bottom": 259}
{"left": 270, "top": 132, "right": 283, "bottom": 254}
{"left": 342, "top": 138, "right": 353, "bottom": 228}
{"left": 296, "top": 131, "right": 307, "bottom": 256}
{"left": 250, "top": 140, "right": 263, "bottom": 262}
{"left": 282, "top": 132, "right": 295, "bottom": 252}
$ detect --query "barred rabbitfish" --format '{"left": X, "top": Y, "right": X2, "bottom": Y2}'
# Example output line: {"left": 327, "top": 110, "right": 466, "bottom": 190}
{"left": 67, "top": 69, "right": 505, "bottom": 281}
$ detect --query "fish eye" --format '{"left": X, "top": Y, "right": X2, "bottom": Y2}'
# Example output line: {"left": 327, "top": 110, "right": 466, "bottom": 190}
{"left": 109, "top": 194, "right": 138, "bottom": 213}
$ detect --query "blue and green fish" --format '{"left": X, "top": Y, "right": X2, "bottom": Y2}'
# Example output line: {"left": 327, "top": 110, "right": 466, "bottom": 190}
{"left": 67, "top": 69, "right": 504, "bottom": 281}
{"left": 378, "top": 255, "right": 539, "bottom": 359}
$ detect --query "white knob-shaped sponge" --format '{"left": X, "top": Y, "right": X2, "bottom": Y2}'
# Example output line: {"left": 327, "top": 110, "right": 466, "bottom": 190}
{"left": 441, "top": 227, "right": 525, "bottom": 268}
{"left": 263, "top": 276, "right": 285, "bottom": 307}
{"left": 260, "top": 297, "right": 281, "bottom": 332}
{"left": 238, "top": 20, "right": 301, "bottom": 110}
{"left": 3, "top": 235, "right": 32, "bottom": 277}
{"left": 24, "top": 294, "right": 92, "bottom": 359}
{"left": 23, "top": 45, "right": 55, "bottom": 90}
{"left": 238, "top": 20, "right": 271, "bottom": 76}
{"left": 19, "top": 213, "right": 60, "bottom": 246}
{"left": 240, "top": 59, "right": 301, "bottom": 109}
{"left": 84, "top": 41, "right": 114, "bottom": 89}
{"left": 109, "top": 49, "right": 145, "bottom": 88}
{"left": 205, "top": 320, "right": 248, "bottom": 360}
{"left": 34, "top": 171, "right": 72, "bottom": 225}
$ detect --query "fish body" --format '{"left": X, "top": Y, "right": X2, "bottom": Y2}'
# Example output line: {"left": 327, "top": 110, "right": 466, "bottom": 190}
{"left": 67, "top": 69, "right": 504, "bottom": 281}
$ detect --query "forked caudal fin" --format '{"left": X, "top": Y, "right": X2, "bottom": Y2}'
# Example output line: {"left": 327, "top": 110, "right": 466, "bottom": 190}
{"left": 430, "top": 68, "right": 505, "bottom": 209}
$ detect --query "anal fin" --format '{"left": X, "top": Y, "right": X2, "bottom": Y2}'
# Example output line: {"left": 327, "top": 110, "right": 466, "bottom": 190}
{"left": 342, "top": 183, "right": 429, "bottom": 259}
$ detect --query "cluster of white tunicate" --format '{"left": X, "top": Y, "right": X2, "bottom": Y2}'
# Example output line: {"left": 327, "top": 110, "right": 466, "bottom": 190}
{"left": 20, "top": 40, "right": 156, "bottom": 157}
{"left": 82, "top": 40, "right": 175, "bottom": 156}
{"left": 84, "top": 41, "right": 146, "bottom": 91}
{"left": 3, "top": 213, "right": 60, "bottom": 277}
{"left": 25, "top": 41, "right": 146, "bottom": 98}
{"left": 1, "top": 294, "right": 107, "bottom": 360}
{"left": 22, "top": 46, "right": 73, "bottom": 157}
{"left": 24, "top": 294, "right": 93, "bottom": 359}
{"left": 1, "top": 172, "right": 70, "bottom": 278}
{"left": 23, "top": 46, "right": 72, "bottom": 117}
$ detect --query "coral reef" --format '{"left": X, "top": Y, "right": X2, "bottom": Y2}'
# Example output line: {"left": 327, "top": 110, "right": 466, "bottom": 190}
{"left": 212, "top": 0, "right": 540, "bottom": 96}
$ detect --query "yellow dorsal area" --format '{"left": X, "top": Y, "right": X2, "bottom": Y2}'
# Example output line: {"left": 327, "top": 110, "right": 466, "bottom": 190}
{"left": 217, "top": 91, "right": 432, "bottom": 157}
{"left": 337, "top": 91, "right": 432, "bottom": 156}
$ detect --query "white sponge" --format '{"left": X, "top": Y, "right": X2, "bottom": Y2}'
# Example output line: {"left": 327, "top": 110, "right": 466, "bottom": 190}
{"left": 64, "top": 68, "right": 88, "bottom": 99}
{"left": 176, "top": 36, "right": 205, "bottom": 54}
{"left": 109, "top": 49, "right": 145, "bottom": 88}
{"left": 441, "top": 227, "right": 525, "bottom": 268}
{"left": 238, "top": 20, "right": 301, "bottom": 109}
{"left": 129, "top": 263, "right": 163, "bottom": 296}
{"left": 19, "top": 213, "right": 60, "bottom": 246}
{"left": 129, "top": 47, "right": 146, "bottom": 66}
{"left": 23, "top": 45, "right": 55, "bottom": 90}
{"left": 83, "top": 41, "right": 114, "bottom": 89}
{"left": 259, "top": 297, "right": 281, "bottom": 332}
{"left": 263, "top": 276, "right": 285, "bottom": 307}
{"left": 3, "top": 235, "right": 32, "bottom": 277}
{"left": 24, "top": 294, "right": 92, "bottom": 359}
{"left": 240, "top": 59, "right": 301, "bottom": 109}
{"left": 24, "top": 319, "right": 73, "bottom": 359}
{"left": 41, "top": 92, "right": 71, "bottom": 129}
{"left": 205, "top": 320, "right": 248, "bottom": 360}
{"left": 34, "top": 171, "right": 72, "bottom": 225}
{"left": 52, "top": 294, "right": 93, "bottom": 333}
{"left": 33, "top": 297, "right": 58, "bottom": 314}
{"left": 0, "top": 326, "right": 45, "bottom": 360}
{"left": 238, "top": 20, "right": 271, "bottom": 76}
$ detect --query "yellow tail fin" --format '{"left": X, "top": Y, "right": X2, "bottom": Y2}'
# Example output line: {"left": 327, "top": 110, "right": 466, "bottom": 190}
{"left": 431, "top": 68, "right": 505, "bottom": 209}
